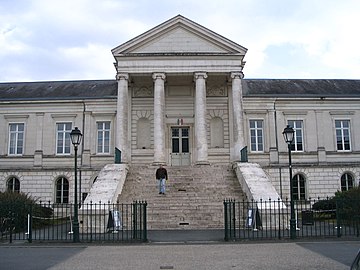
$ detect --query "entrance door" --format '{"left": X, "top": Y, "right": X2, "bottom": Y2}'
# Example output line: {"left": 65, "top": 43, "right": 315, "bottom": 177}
{"left": 171, "top": 127, "right": 190, "bottom": 166}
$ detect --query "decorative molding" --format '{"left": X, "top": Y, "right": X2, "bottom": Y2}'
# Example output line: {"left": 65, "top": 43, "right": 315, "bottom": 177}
{"left": 133, "top": 86, "right": 153, "bottom": 97}
{"left": 91, "top": 112, "right": 116, "bottom": 117}
{"left": 329, "top": 111, "right": 355, "bottom": 115}
{"left": 230, "top": 71, "right": 244, "bottom": 79}
{"left": 206, "top": 85, "right": 226, "bottom": 96}
{"left": 4, "top": 114, "right": 29, "bottom": 120}
{"left": 51, "top": 114, "right": 77, "bottom": 119}
{"left": 152, "top": 72, "right": 166, "bottom": 81}
{"left": 208, "top": 109, "right": 226, "bottom": 119}
{"left": 282, "top": 111, "right": 308, "bottom": 116}
{"left": 134, "top": 110, "right": 153, "bottom": 120}
{"left": 116, "top": 73, "right": 129, "bottom": 81}
{"left": 244, "top": 110, "right": 267, "bottom": 115}
{"left": 194, "top": 72, "right": 208, "bottom": 80}
{"left": 166, "top": 113, "right": 194, "bottom": 118}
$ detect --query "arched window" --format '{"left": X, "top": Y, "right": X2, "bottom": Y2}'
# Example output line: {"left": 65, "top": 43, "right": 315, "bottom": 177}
{"left": 136, "top": 118, "right": 151, "bottom": 149}
{"left": 341, "top": 173, "right": 354, "bottom": 191}
{"left": 55, "top": 177, "right": 69, "bottom": 204}
{"left": 292, "top": 174, "right": 306, "bottom": 200}
{"left": 210, "top": 117, "right": 224, "bottom": 148}
{"left": 7, "top": 177, "right": 20, "bottom": 193}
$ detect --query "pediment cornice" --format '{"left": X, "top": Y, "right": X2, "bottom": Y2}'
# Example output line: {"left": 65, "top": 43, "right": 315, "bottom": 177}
{"left": 112, "top": 15, "right": 247, "bottom": 56}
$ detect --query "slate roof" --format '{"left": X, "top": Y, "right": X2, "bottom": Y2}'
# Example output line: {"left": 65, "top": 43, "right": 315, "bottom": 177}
{"left": 0, "top": 79, "right": 359, "bottom": 101}
{"left": 0, "top": 80, "right": 117, "bottom": 101}
{"left": 243, "top": 79, "right": 360, "bottom": 97}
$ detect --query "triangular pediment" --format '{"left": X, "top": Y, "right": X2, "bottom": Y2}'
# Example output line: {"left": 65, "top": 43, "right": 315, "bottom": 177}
{"left": 112, "top": 15, "right": 247, "bottom": 56}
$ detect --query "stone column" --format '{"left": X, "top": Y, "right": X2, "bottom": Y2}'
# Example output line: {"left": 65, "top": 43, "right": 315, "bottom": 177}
{"left": 116, "top": 73, "right": 129, "bottom": 163}
{"left": 231, "top": 72, "right": 245, "bottom": 161}
{"left": 194, "top": 72, "right": 209, "bottom": 164}
{"left": 152, "top": 73, "right": 166, "bottom": 164}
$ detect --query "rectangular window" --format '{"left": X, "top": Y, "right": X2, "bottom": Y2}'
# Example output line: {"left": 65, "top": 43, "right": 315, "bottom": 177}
{"left": 335, "top": 120, "right": 351, "bottom": 151}
{"left": 8, "top": 123, "right": 24, "bottom": 155}
{"left": 56, "top": 122, "right": 72, "bottom": 154}
{"left": 97, "top": 121, "right": 110, "bottom": 154}
{"left": 287, "top": 120, "right": 304, "bottom": 152}
{"left": 249, "top": 120, "right": 264, "bottom": 152}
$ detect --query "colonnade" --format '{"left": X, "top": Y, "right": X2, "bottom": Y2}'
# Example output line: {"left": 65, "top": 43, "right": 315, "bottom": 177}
{"left": 115, "top": 71, "right": 244, "bottom": 164}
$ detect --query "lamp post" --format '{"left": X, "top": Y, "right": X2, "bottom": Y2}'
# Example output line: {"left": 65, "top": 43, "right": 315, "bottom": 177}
{"left": 70, "top": 127, "right": 82, "bottom": 243}
{"left": 282, "top": 125, "right": 296, "bottom": 239}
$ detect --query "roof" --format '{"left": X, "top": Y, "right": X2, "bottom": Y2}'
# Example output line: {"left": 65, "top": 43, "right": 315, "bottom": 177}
{"left": 0, "top": 79, "right": 359, "bottom": 101}
{"left": 0, "top": 80, "right": 117, "bottom": 101}
{"left": 243, "top": 79, "right": 360, "bottom": 97}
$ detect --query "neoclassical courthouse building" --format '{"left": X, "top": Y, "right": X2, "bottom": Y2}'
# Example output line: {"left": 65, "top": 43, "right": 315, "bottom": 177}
{"left": 1, "top": 15, "right": 359, "bottom": 204}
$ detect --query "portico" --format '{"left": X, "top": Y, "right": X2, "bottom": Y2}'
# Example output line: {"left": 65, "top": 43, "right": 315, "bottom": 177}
{"left": 112, "top": 15, "right": 247, "bottom": 166}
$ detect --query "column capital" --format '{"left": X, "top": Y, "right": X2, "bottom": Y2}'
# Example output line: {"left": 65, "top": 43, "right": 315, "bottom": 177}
{"left": 194, "top": 72, "right": 208, "bottom": 80}
{"left": 230, "top": 72, "right": 244, "bottom": 80}
{"left": 116, "top": 73, "right": 129, "bottom": 81}
{"left": 152, "top": 72, "right": 166, "bottom": 81}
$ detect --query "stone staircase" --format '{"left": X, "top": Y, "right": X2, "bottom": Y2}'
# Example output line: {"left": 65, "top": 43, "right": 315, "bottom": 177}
{"left": 117, "top": 164, "right": 246, "bottom": 230}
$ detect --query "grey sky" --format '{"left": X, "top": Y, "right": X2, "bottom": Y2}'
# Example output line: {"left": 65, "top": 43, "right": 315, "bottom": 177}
{"left": 0, "top": 0, "right": 359, "bottom": 82}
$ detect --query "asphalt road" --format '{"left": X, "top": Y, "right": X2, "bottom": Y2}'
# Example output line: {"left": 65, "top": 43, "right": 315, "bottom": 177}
{"left": 0, "top": 241, "right": 359, "bottom": 270}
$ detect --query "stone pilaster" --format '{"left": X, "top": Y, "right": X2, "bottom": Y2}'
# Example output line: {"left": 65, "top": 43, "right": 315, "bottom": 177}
{"left": 268, "top": 109, "right": 279, "bottom": 163}
{"left": 316, "top": 110, "right": 327, "bottom": 163}
{"left": 116, "top": 73, "right": 129, "bottom": 163}
{"left": 194, "top": 72, "right": 209, "bottom": 164}
{"left": 34, "top": 112, "right": 44, "bottom": 167}
{"left": 82, "top": 111, "right": 91, "bottom": 167}
{"left": 231, "top": 72, "right": 245, "bottom": 161}
{"left": 152, "top": 73, "right": 166, "bottom": 164}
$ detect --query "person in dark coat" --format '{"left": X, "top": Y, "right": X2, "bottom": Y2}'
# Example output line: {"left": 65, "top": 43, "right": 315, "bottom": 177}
{"left": 156, "top": 164, "right": 168, "bottom": 195}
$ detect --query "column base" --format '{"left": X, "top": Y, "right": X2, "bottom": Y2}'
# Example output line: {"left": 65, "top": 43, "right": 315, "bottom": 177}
{"left": 152, "top": 161, "right": 167, "bottom": 166}
{"left": 195, "top": 161, "right": 210, "bottom": 165}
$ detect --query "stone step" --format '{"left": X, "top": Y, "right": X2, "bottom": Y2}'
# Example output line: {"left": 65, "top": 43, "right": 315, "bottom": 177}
{"left": 118, "top": 164, "right": 246, "bottom": 229}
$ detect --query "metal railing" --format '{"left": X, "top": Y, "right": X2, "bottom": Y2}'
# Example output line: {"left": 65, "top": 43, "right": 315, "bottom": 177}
{"left": 224, "top": 198, "right": 360, "bottom": 241}
{"left": 0, "top": 201, "right": 147, "bottom": 243}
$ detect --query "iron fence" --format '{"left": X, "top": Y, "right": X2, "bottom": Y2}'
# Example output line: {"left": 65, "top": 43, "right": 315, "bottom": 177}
{"left": 0, "top": 201, "right": 147, "bottom": 243}
{"left": 224, "top": 198, "right": 360, "bottom": 241}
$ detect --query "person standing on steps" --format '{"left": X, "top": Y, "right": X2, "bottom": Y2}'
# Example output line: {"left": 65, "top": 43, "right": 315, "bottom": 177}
{"left": 156, "top": 164, "right": 168, "bottom": 195}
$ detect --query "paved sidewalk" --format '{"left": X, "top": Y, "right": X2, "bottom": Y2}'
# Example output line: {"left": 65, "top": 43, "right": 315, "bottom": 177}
{"left": 43, "top": 242, "right": 358, "bottom": 270}
{"left": 1, "top": 240, "right": 359, "bottom": 270}
{"left": 1, "top": 230, "right": 359, "bottom": 269}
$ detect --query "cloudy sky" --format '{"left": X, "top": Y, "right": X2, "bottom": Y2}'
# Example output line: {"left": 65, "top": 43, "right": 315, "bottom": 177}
{"left": 0, "top": 0, "right": 359, "bottom": 82}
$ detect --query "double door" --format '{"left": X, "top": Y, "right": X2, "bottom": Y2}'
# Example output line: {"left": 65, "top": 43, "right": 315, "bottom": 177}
{"left": 170, "top": 127, "right": 190, "bottom": 166}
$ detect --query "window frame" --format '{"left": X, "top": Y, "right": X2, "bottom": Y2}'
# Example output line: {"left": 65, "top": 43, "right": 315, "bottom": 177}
{"left": 8, "top": 122, "right": 25, "bottom": 156}
{"left": 55, "top": 177, "right": 69, "bottom": 204}
{"left": 7, "top": 176, "right": 20, "bottom": 193}
{"left": 249, "top": 119, "right": 264, "bottom": 152}
{"left": 287, "top": 120, "right": 304, "bottom": 152}
{"left": 97, "top": 121, "right": 111, "bottom": 154}
{"left": 340, "top": 173, "right": 354, "bottom": 191}
{"left": 292, "top": 174, "right": 306, "bottom": 201}
{"left": 56, "top": 122, "right": 72, "bottom": 155}
{"left": 335, "top": 119, "right": 351, "bottom": 152}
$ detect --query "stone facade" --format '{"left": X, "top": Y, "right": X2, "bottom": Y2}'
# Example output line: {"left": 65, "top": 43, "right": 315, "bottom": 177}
{"left": 0, "top": 15, "right": 359, "bottom": 203}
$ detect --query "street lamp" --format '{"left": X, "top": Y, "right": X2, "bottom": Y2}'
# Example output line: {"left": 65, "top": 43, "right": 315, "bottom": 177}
{"left": 70, "top": 127, "right": 82, "bottom": 243}
{"left": 282, "top": 125, "right": 296, "bottom": 239}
